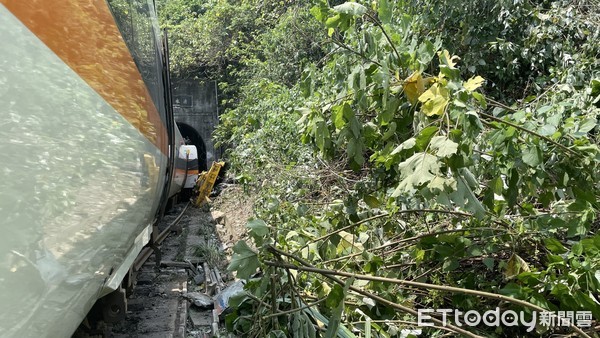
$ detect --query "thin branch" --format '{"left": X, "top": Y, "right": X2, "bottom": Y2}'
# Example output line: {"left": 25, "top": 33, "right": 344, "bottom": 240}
{"left": 303, "top": 208, "right": 474, "bottom": 253}
{"left": 265, "top": 260, "right": 591, "bottom": 338}
{"left": 479, "top": 111, "right": 581, "bottom": 157}
{"left": 302, "top": 212, "right": 389, "bottom": 248}
{"left": 262, "top": 298, "right": 327, "bottom": 320}
{"left": 331, "top": 37, "right": 382, "bottom": 68}
{"left": 322, "top": 227, "right": 508, "bottom": 264}
{"left": 366, "top": 12, "right": 402, "bottom": 67}
{"left": 267, "top": 246, "right": 484, "bottom": 338}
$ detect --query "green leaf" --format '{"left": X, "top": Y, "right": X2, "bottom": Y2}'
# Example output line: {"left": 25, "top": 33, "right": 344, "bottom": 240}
{"left": 443, "top": 259, "right": 459, "bottom": 271}
{"left": 325, "top": 284, "right": 345, "bottom": 309}
{"left": 522, "top": 146, "right": 542, "bottom": 167}
{"left": 227, "top": 241, "right": 260, "bottom": 280}
{"left": 324, "top": 277, "right": 354, "bottom": 338}
{"left": 429, "top": 136, "right": 458, "bottom": 158}
{"left": 247, "top": 219, "right": 269, "bottom": 237}
{"left": 325, "top": 14, "right": 341, "bottom": 28}
{"left": 491, "top": 177, "right": 503, "bottom": 195}
{"left": 363, "top": 195, "right": 381, "bottom": 208}
{"left": 483, "top": 257, "right": 494, "bottom": 270}
{"left": 415, "top": 126, "right": 439, "bottom": 150}
{"left": 332, "top": 105, "right": 346, "bottom": 130}
{"left": 315, "top": 120, "right": 331, "bottom": 154}
{"left": 572, "top": 242, "right": 583, "bottom": 256}
{"left": 333, "top": 2, "right": 367, "bottom": 16}
{"left": 579, "top": 118, "right": 597, "bottom": 133}
{"left": 392, "top": 153, "right": 441, "bottom": 196}
{"left": 466, "top": 245, "right": 483, "bottom": 257}
{"left": 472, "top": 92, "right": 487, "bottom": 109}
{"left": 382, "top": 122, "right": 396, "bottom": 141}
{"left": 450, "top": 172, "right": 485, "bottom": 219}
{"left": 310, "top": 1, "right": 330, "bottom": 22}
{"left": 378, "top": 0, "right": 392, "bottom": 24}
{"left": 543, "top": 237, "right": 567, "bottom": 254}
{"left": 539, "top": 124, "right": 556, "bottom": 136}
{"left": 391, "top": 137, "right": 416, "bottom": 155}
{"left": 499, "top": 283, "right": 526, "bottom": 298}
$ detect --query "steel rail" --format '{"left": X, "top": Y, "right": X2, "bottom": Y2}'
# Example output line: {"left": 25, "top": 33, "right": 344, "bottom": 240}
{"left": 133, "top": 201, "right": 191, "bottom": 271}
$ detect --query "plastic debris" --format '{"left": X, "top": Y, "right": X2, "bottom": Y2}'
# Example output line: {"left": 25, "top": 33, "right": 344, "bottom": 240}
{"left": 214, "top": 280, "right": 245, "bottom": 316}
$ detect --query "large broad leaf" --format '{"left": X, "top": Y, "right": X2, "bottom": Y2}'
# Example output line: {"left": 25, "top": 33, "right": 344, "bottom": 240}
{"left": 418, "top": 83, "right": 449, "bottom": 116}
{"left": 463, "top": 76, "right": 485, "bottom": 92}
{"left": 392, "top": 152, "right": 441, "bottom": 196}
{"left": 504, "top": 254, "right": 530, "bottom": 280}
{"left": 449, "top": 170, "right": 485, "bottom": 219}
{"left": 415, "top": 126, "right": 439, "bottom": 150}
{"left": 227, "top": 241, "right": 260, "bottom": 280}
{"left": 543, "top": 237, "right": 567, "bottom": 254}
{"left": 429, "top": 136, "right": 458, "bottom": 158}
{"left": 333, "top": 2, "right": 367, "bottom": 16}
{"left": 247, "top": 219, "right": 269, "bottom": 237}
{"left": 522, "top": 146, "right": 542, "bottom": 167}
{"left": 403, "top": 72, "right": 425, "bottom": 105}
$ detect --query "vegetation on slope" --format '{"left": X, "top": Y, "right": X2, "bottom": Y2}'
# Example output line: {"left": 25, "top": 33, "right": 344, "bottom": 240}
{"left": 158, "top": 0, "right": 600, "bottom": 336}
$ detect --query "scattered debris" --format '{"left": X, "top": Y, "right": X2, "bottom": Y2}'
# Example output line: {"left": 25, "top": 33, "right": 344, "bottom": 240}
{"left": 214, "top": 280, "right": 245, "bottom": 316}
{"left": 185, "top": 292, "right": 214, "bottom": 308}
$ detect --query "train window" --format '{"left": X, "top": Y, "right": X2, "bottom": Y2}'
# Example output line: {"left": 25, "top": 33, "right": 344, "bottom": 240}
{"left": 106, "top": 0, "right": 166, "bottom": 122}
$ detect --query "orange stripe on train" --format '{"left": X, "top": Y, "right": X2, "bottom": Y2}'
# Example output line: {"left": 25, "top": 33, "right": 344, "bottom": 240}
{"left": 0, "top": 0, "right": 168, "bottom": 154}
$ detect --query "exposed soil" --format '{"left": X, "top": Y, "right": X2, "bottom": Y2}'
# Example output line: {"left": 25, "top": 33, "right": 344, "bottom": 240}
{"left": 210, "top": 185, "right": 254, "bottom": 257}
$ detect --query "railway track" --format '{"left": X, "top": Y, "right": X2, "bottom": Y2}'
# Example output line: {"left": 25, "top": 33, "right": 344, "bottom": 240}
{"left": 110, "top": 202, "right": 194, "bottom": 338}
{"left": 108, "top": 202, "right": 228, "bottom": 338}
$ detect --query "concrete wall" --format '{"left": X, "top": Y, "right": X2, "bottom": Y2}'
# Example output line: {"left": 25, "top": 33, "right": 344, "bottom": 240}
{"left": 172, "top": 79, "right": 219, "bottom": 170}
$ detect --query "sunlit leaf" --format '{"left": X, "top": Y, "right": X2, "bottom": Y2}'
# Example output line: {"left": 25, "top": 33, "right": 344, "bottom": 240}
{"left": 463, "top": 76, "right": 485, "bottom": 92}
{"left": 504, "top": 254, "right": 530, "bottom": 280}
{"left": 418, "top": 83, "right": 449, "bottom": 116}
{"left": 333, "top": 2, "right": 367, "bottom": 16}
{"left": 392, "top": 153, "right": 441, "bottom": 196}
{"left": 404, "top": 71, "right": 425, "bottom": 104}
{"left": 429, "top": 136, "right": 458, "bottom": 158}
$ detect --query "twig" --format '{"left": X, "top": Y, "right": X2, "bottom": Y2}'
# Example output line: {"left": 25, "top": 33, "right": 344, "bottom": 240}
{"left": 265, "top": 260, "right": 591, "bottom": 338}
{"left": 366, "top": 12, "right": 402, "bottom": 67}
{"left": 301, "top": 213, "right": 389, "bottom": 249}
{"left": 267, "top": 246, "right": 483, "bottom": 338}
{"left": 262, "top": 298, "right": 327, "bottom": 320}
{"left": 300, "top": 208, "right": 474, "bottom": 256}
{"left": 479, "top": 111, "right": 581, "bottom": 157}
{"left": 322, "top": 227, "right": 508, "bottom": 264}
{"left": 331, "top": 37, "right": 383, "bottom": 68}
{"left": 350, "top": 319, "right": 458, "bottom": 334}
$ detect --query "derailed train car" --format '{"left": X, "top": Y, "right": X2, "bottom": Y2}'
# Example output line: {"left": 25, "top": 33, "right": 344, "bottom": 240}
{"left": 0, "top": 0, "right": 192, "bottom": 336}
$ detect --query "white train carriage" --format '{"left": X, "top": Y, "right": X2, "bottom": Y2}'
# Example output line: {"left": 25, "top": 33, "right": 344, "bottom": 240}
{"left": 0, "top": 0, "right": 190, "bottom": 336}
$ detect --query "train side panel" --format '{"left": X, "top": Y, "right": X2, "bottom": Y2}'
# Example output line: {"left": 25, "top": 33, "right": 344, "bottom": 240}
{"left": 0, "top": 1, "right": 171, "bottom": 336}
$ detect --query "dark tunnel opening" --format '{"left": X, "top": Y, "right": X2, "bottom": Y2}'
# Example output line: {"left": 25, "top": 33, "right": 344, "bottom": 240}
{"left": 176, "top": 122, "right": 207, "bottom": 171}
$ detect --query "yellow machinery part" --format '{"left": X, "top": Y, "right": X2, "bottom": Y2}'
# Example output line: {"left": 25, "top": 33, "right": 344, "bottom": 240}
{"left": 195, "top": 161, "right": 225, "bottom": 206}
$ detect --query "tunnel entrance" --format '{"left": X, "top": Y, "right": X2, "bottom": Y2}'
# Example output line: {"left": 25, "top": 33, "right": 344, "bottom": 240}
{"left": 176, "top": 122, "right": 207, "bottom": 171}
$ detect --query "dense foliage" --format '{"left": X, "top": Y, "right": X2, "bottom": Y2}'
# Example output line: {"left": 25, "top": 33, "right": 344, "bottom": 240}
{"left": 159, "top": 0, "right": 600, "bottom": 336}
